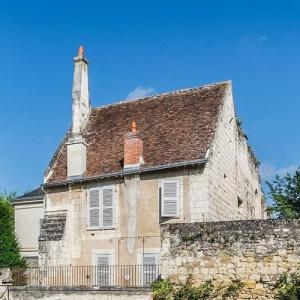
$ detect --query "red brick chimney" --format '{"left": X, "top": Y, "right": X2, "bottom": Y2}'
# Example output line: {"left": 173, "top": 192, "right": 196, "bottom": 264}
{"left": 124, "top": 121, "right": 143, "bottom": 170}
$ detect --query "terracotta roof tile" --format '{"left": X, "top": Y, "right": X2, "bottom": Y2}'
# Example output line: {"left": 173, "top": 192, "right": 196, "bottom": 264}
{"left": 46, "top": 81, "right": 229, "bottom": 183}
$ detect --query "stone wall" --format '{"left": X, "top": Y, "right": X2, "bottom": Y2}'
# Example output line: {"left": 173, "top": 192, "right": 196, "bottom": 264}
{"left": 160, "top": 219, "right": 300, "bottom": 299}
{"left": 201, "top": 85, "right": 264, "bottom": 222}
{"left": 6, "top": 287, "right": 151, "bottom": 300}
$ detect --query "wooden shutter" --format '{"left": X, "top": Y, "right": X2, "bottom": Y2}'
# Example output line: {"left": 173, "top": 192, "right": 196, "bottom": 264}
{"left": 161, "top": 181, "right": 179, "bottom": 217}
{"left": 102, "top": 187, "right": 113, "bottom": 227}
{"left": 97, "top": 255, "right": 110, "bottom": 286}
{"left": 89, "top": 189, "right": 100, "bottom": 227}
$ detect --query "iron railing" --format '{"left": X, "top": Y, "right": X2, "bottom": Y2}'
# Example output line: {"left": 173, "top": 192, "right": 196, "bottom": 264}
{"left": 11, "top": 265, "right": 160, "bottom": 287}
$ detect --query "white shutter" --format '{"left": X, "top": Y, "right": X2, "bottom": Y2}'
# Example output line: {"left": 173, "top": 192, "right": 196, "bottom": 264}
{"left": 89, "top": 189, "right": 100, "bottom": 227}
{"left": 161, "top": 181, "right": 179, "bottom": 217}
{"left": 143, "top": 254, "right": 158, "bottom": 286}
{"left": 97, "top": 255, "right": 110, "bottom": 286}
{"left": 102, "top": 187, "right": 113, "bottom": 227}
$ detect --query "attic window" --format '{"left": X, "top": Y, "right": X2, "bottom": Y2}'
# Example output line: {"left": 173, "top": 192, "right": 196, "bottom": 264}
{"left": 237, "top": 196, "right": 243, "bottom": 208}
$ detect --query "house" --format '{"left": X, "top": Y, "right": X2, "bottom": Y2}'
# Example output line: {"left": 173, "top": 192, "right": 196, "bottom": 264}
{"left": 11, "top": 187, "right": 45, "bottom": 266}
{"left": 38, "top": 47, "right": 265, "bottom": 270}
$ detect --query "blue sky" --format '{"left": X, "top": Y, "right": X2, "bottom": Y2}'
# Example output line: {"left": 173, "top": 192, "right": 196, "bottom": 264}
{"left": 0, "top": 0, "right": 299, "bottom": 194}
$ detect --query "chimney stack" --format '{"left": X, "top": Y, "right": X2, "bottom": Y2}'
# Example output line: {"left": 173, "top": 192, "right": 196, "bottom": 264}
{"left": 66, "top": 46, "right": 91, "bottom": 178}
{"left": 124, "top": 121, "right": 143, "bottom": 170}
{"left": 72, "top": 46, "right": 91, "bottom": 134}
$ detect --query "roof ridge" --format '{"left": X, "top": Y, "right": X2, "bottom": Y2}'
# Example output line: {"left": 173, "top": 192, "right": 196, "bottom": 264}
{"left": 93, "top": 80, "right": 231, "bottom": 111}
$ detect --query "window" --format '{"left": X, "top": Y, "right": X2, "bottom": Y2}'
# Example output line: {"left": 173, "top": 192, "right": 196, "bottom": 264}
{"left": 238, "top": 196, "right": 243, "bottom": 208}
{"left": 143, "top": 253, "right": 159, "bottom": 286}
{"left": 88, "top": 186, "right": 114, "bottom": 228}
{"left": 161, "top": 180, "right": 179, "bottom": 217}
{"left": 96, "top": 254, "right": 110, "bottom": 286}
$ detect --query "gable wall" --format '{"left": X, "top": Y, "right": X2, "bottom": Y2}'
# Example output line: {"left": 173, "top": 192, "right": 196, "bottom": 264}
{"left": 203, "top": 86, "right": 265, "bottom": 221}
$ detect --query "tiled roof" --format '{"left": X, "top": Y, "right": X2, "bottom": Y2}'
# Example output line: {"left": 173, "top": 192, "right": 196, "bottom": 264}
{"left": 46, "top": 81, "right": 230, "bottom": 184}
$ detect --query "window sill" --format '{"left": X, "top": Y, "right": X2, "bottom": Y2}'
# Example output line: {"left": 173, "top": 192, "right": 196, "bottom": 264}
{"left": 87, "top": 227, "right": 116, "bottom": 231}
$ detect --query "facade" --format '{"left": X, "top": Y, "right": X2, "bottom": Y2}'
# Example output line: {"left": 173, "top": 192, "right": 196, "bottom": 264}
{"left": 12, "top": 188, "right": 45, "bottom": 266}
{"left": 39, "top": 47, "right": 265, "bottom": 270}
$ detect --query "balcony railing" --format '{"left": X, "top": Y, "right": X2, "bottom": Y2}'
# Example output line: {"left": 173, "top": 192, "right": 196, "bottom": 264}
{"left": 11, "top": 265, "right": 160, "bottom": 288}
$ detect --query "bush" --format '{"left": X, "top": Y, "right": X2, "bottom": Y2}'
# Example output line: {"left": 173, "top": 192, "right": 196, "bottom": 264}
{"left": 275, "top": 270, "right": 300, "bottom": 300}
{"left": 0, "top": 192, "right": 27, "bottom": 268}
{"left": 151, "top": 276, "right": 243, "bottom": 300}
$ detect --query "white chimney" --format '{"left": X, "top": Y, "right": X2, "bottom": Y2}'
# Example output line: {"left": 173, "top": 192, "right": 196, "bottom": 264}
{"left": 67, "top": 46, "right": 91, "bottom": 178}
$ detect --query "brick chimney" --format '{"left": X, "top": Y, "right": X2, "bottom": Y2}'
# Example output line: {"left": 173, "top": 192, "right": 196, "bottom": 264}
{"left": 66, "top": 46, "right": 90, "bottom": 178}
{"left": 124, "top": 121, "right": 143, "bottom": 170}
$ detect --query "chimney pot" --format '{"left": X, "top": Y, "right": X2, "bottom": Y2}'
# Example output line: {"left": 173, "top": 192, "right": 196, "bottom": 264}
{"left": 131, "top": 121, "right": 137, "bottom": 133}
{"left": 78, "top": 46, "right": 84, "bottom": 57}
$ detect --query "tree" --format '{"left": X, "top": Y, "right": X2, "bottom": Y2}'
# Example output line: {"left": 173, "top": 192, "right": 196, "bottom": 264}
{"left": 266, "top": 168, "right": 300, "bottom": 219}
{"left": 0, "top": 192, "right": 26, "bottom": 268}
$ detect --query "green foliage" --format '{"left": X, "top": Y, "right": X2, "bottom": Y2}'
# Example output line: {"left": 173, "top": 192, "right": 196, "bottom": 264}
{"left": 0, "top": 191, "right": 27, "bottom": 268}
{"left": 174, "top": 278, "right": 213, "bottom": 300}
{"left": 151, "top": 277, "right": 243, "bottom": 300}
{"left": 152, "top": 278, "right": 174, "bottom": 300}
{"left": 221, "top": 280, "right": 244, "bottom": 299}
{"left": 266, "top": 168, "right": 300, "bottom": 219}
{"left": 275, "top": 270, "right": 300, "bottom": 299}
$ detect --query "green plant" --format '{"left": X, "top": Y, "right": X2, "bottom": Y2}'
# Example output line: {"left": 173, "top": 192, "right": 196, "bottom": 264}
{"left": 221, "top": 280, "right": 244, "bottom": 299}
{"left": 174, "top": 278, "right": 213, "bottom": 300}
{"left": 275, "top": 270, "right": 300, "bottom": 299}
{"left": 151, "top": 276, "right": 244, "bottom": 299}
{"left": 152, "top": 278, "right": 174, "bottom": 300}
{"left": 0, "top": 191, "right": 27, "bottom": 268}
{"left": 266, "top": 168, "right": 300, "bottom": 219}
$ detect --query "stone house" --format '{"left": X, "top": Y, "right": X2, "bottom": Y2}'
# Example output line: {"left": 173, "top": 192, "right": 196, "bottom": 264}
{"left": 11, "top": 188, "right": 45, "bottom": 266}
{"left": 39, "top": 47, "right": 265, "bottom": 270}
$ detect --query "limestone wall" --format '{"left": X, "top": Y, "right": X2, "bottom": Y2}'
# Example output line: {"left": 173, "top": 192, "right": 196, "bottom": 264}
{"left": 201, "top": 84, "right": 264, "bottom": 222}
{"left": 7, "top": 287, "right": 151, "bottom": 300}
{"left": 160, "top": 219, "right": 300, "bottom": 299}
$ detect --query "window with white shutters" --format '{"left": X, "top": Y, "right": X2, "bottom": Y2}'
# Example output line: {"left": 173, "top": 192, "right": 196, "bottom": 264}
{"left": 88, "top": 186, "right": 114, "bottom": 228}
{"left": 161, "top": 180, "right": 179, "bottom": 217}
{"left": 102, "top": 188, "right": 113, "bottom": 227}
{"left": 89, "top": 189, "right": 100, "bottom": 227}
{"left": 143, "top": 253, "right": 158, "bottom": 286}
{"left": 96, "top": 255, "right": 110, "bottom": 286}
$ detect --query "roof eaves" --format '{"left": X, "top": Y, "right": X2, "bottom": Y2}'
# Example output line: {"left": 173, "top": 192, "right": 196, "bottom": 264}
{"left": 44, "top": 158, "right": 208, "bottom": 188}
{"left": 11, "top": 195, "right": 44, "bottom": 204}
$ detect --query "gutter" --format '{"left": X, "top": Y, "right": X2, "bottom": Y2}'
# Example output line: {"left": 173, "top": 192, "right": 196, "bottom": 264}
{"left": 43, "top": 158, "right": 208, "bottom": 188}
{"left": 11, "top": 195, "right": 44, "bottom": 204}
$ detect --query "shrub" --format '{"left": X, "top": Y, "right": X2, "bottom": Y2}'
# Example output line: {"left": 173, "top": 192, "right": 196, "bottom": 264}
{"left": 0, "top": 192, "right": 27, "bottom": 268}
{"left": 275, "top": 270, "right": 300, "bottom": 300}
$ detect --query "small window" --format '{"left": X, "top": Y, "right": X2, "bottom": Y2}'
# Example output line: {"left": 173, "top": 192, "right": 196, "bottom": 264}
{"left": 238, "top": 196, "right": 243, "bottom": 208}
{"left": 161, "top": 180, "right": 179, "bottom": 217}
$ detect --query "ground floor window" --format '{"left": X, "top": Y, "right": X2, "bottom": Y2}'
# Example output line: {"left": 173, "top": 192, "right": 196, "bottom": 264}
{"left": 96, "top": 254, "right": 111, "bottom": 286}
{"left": 143, "top": 253, "right": 159, "bottom": 286}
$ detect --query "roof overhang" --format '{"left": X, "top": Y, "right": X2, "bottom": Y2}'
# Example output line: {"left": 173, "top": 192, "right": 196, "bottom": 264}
{"left": 43, "top": 158, "right": 208, "bottom": 189}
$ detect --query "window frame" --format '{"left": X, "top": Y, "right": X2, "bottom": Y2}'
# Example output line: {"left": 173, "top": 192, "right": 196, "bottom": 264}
{"left": 160, "top": 179, "right": 180, "bottom": 217}
{"left": 87, "top": 185, "right": 115, "bottom": 230}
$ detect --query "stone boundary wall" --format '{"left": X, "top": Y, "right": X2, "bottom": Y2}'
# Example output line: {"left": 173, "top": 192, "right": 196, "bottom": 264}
{"left": 160, "top": 219, "right": 300, "bottom": 299}
{"left": 1, "top": 286, "right": 151, "bottom": 300}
